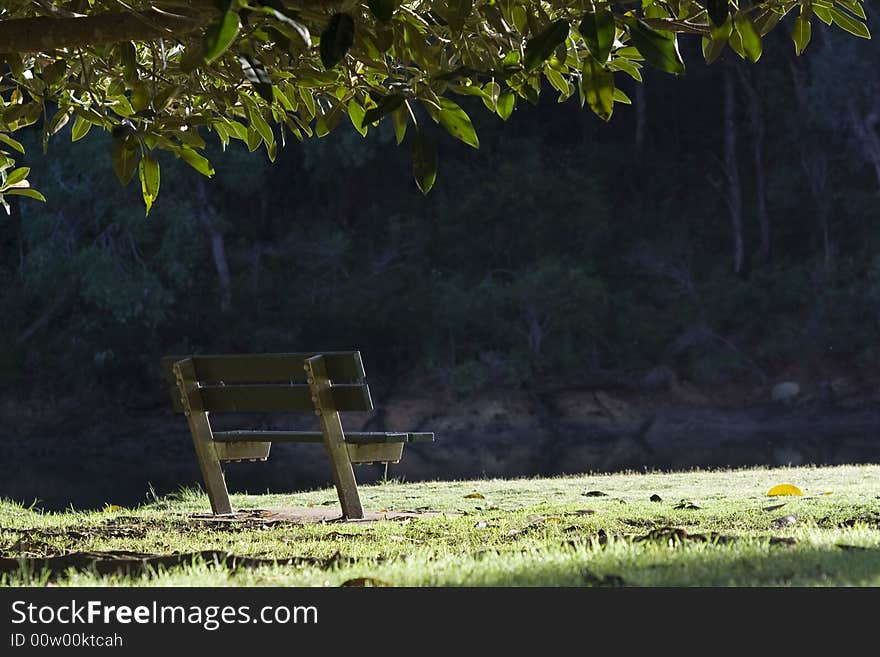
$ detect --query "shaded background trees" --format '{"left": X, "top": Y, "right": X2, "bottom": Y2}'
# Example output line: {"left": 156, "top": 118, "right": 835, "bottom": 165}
{"left": 2, "top": 24, "right": 880, "bottom": 410}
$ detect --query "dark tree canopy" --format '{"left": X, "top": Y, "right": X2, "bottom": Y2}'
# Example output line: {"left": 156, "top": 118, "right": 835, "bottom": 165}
{"left": 0, "top": 0, "right": 870, "bottom": 211}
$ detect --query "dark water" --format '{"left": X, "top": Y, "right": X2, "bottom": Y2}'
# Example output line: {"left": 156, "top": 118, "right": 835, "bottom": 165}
{"left": 3, "top": 409, "right": 880, "bottom": 511}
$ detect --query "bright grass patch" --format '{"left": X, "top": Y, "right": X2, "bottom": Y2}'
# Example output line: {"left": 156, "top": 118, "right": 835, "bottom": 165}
{"left": 1, "top": 464, "right": 879, "bottom": 587}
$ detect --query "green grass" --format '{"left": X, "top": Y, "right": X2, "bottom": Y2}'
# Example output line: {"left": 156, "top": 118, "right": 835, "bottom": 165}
{"left": 2, "top": 464, "right": 879, "bottom": 586}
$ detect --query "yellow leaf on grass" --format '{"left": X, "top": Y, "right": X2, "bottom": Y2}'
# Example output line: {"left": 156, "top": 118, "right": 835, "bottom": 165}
{"left": 103, "top": 504, "right": 123, "bottom": 512}
{"left": 767, "top": 484, "right": 803, "bottom": 497}
{"left": 463, "top": 492, "right": 485, "bottom": 499}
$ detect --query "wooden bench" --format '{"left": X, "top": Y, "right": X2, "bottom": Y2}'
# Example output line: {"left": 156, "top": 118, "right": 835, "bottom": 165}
{"left": 161, "top": 351, "right": 433, "bottom": 519}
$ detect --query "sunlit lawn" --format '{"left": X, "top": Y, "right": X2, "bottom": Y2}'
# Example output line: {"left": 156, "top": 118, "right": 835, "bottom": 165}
{"left": 2, "top": 464, "right": 879, "bottom": 586}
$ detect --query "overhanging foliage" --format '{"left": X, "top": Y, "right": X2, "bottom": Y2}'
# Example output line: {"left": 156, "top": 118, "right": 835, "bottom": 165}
{"left": 0, "top": 0, "right": 871, "bottom": 211}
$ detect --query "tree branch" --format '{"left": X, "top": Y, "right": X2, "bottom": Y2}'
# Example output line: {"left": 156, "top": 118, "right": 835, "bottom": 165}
{"left": 0, "top": 9, "right": 206, "bottom": 52}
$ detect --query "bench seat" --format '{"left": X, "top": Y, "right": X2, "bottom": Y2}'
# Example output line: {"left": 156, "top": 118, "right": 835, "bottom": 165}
{"left": 212, "top": 430, "right": 435, "bottom": 444}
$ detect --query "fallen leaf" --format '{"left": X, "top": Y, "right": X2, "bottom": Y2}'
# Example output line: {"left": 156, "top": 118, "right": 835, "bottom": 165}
{"left": 771, "top": 514, "right": 798, "bottom": 529}
{"left": 340, "top": 577, "right": 391, "bottom": 587}
{"left": 823, "top": 491, "right": 833, "bottom": 495}
{"left": 583, "top": 491, "right": 609, "bottom": 497}
{"left": 768, "top": 536, "right": 797, "bottom": 547}
{"left": 649, "top": 494, "right": 663, "bottom": 502}
{"left": 463, "top": 492, "right": 485, "bottom": 499}
{"left": 102, "top": 504, "right": 123, "bottom": 512}
{"left": 762, "top": 503, "right": 787, "bottom": 512}
{"left": 573, "top": 509, "right": 596, "bottom": 516}
{"left": 526, "top": 514, "right": 545, "bottom": 523}
{"left": 673, "top": 501, "right": 701, "bottom": 510}
{"left": 767, "top": 483, "right": 803, "bottom": 497}
{"left": 474, "top": 521, "right": 489, "bottom": 529}
{"left": 634, "top": 526, "right": 690, "bottom": 545}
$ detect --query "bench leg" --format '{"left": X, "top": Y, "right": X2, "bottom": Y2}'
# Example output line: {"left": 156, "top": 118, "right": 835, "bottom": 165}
{"left": 186, "top": 411, "right": 233, "bottom": 515}
{"left": 174, "top": 359, "right": 232, "bottom": 515}
{"left": 305, "top": 356, "right": 364, "bottom": 520}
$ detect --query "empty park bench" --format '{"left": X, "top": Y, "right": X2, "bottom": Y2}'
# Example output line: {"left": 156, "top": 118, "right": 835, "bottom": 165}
{"left": 162, "top": 352, "right": 433, "bottom": 519}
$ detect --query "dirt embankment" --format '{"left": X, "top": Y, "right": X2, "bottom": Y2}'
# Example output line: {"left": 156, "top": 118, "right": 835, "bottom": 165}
{"left": 1, "top": 371, "right": 879, "bottom": 510}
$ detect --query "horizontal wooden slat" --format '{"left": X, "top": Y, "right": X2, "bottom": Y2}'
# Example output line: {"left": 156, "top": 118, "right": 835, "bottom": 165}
{"left": 195, "top": 383, "right": 372, "bottom": 413}
{"left": 214, "top": 430, "right": 324, "bottom": 443}
{"left": 347, "top": 442, "right": 404, "bottom": 464}
{"left": 215, "top": 442, "right": 271, "bottom": 462}
{"left": 212, "top": 430, "right": 427, "bottom": 444}
{"left": 161, "top": 352, "right": 365, "bottom": 384}
{"left": 404, "top": 432, "right": 435, "bottom": 443}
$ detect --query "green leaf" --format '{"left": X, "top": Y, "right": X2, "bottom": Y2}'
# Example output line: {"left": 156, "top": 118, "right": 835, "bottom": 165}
{"left": 701, "top": 34, "right": 727, "bottom": 64}
{"left": 130, "top": 82, "right": 151, "bottom": 112}
{"left": 391, "top": 104, "right": 408, "bottom": 145}
{"left": 733, "top": 12, "right": 763, "bottom": 62}
{"left": 523, "top": 20, "right": 570, "bottom": 71}
{"left": 579, "top": 9, "right": 615, "bottom": 65}
{"left": 368, "top": 0, "right": 395, "bottom": 22}
{"left": 481, "top": 81, "right": 501, "bottom": 112}
{"left": 69, "top": 115, "right": 92, "bottom": 142}
{"left": 625, "top": 19, "right": 685, "bottom": 75}
{"left": 704, "top": 0, "right": 729, "bottom": 27}
{"left": 362, "top": 94, "right": 406, "bottom": 127}
{"left": 411, "top": 131, "right": 437, "bottom": 195}
{"left": 138, "top": 154, "right": 160, "bottom": 216}
{"left": 792, "top": 11, "right": 812, "bottom": 55}
{"left": 320, "top": 13, "right": 356, "bottom": 69}
{"left": 119, "top": 41, "right": 138, "bottom": 85}
{"left": 608, "top": 57, "right": 642, "bottom": 82}
{"left": 0, "top": 133, "right": 25, "bottom": 154}
{"left": 447, "top": 0, "right": 473, "bottom": 33}
{"left": 5, "top": 188, "right": 45, "bottom": 202}
{"left": 753, "top": 9, "right": 782, "bottom": 36}
{"left": 497, "top": 91, "right": 516, "bottom": 120}
{"left": 203, "top": 10, "right": 241, "bottom": 63}
{"left": 837, "top": 0, "right": 867, "bottom": 21}
{"left": 813, "top": 6, "right": 833, "bottom": 25}
{"left": 179, "top": 146, "right": 215, "bottom": 177}
{"left": 545, "top": 68, "right": 569, "bottom": 95}
{"left": 262, "top": 8, "right": 311, "bottom": 48}
{"left": 580, "top": 58, "right": 614, "bottom": 121}
{"left": 3, "top": 167, "right": 29, "bottom": 188}
{"left": 829, "top": 7, "right": 871, "bottom": 38}
{"left": 348, "top": 100, "right": 368, "bottom": 136}
{"left": 112, "top": 139, "right": 138, "bottom": 185}
{"left": 702, "top": 18, "right": 728, "bottom": 64}
{"left": 245, "top": 100, "right": 274, "bottom": 147}
{"left": 436, "top": 97, "right": 479, "bottom": 148}
{"left": 245, "top": 126, "right": 262, "bottom": 152}
{"left": 612, "top": 88, "right": 632, "bottom": 104}
{"left": 239, "top": 55, "right": 274, "bottom": 103}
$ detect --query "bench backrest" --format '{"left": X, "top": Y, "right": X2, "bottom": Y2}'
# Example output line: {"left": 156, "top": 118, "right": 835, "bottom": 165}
{"left": 161, "top": 352, "right": 373, "bottom": 413}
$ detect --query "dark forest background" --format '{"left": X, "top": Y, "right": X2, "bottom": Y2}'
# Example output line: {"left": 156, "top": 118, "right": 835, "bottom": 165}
{"left": 2, "top": 22, "right": 880, "bottom": 435}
